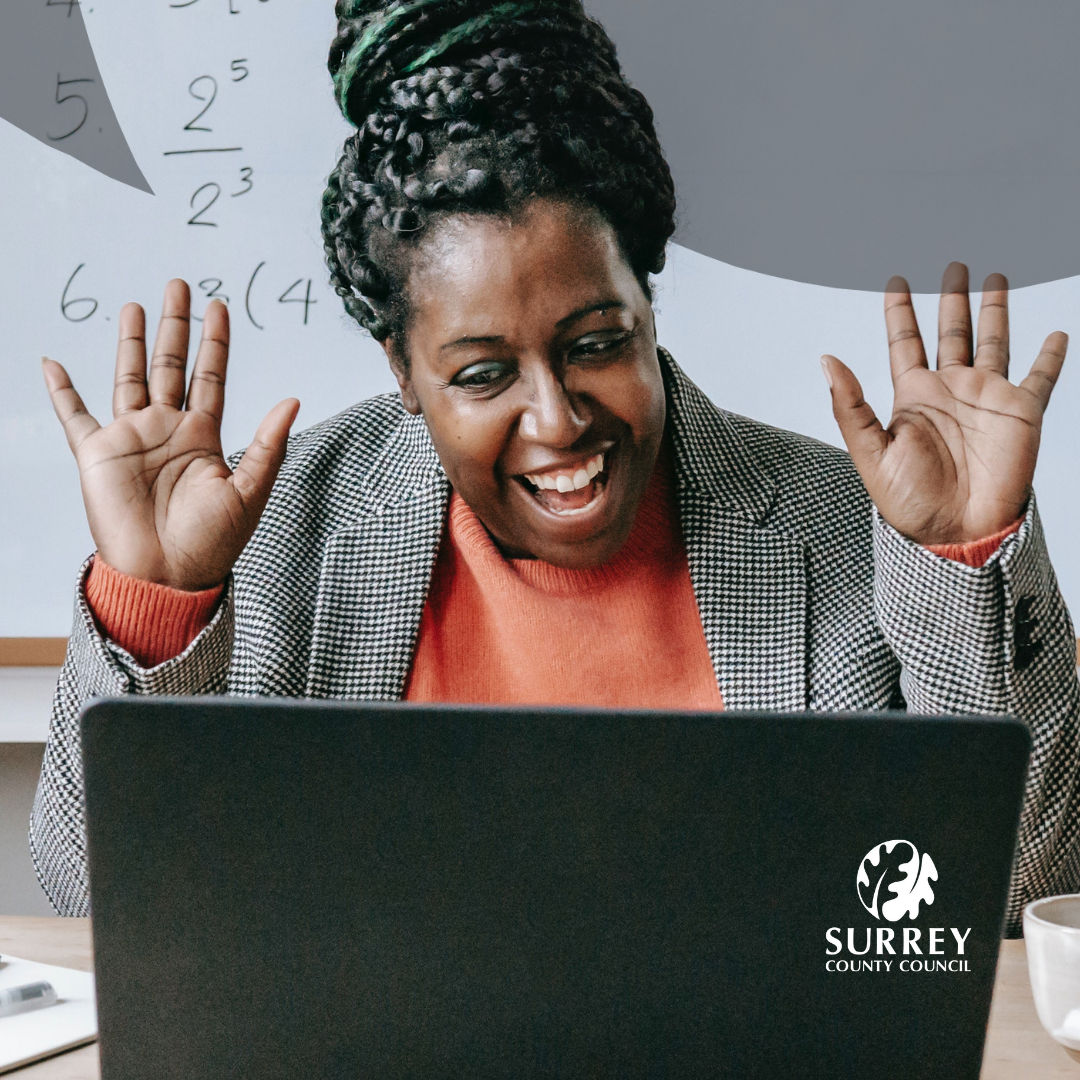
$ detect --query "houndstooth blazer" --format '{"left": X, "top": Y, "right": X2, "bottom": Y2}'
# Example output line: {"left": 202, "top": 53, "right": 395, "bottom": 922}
{"left": 31, "top": 349, "right": 1080, "bottom": 933}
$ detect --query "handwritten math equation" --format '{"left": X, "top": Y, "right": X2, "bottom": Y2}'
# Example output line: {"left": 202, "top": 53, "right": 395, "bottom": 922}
{"left": 43, "top": 0, "right": 97, "bottom": 145}
{"left": 164, "top": 57, "right": 257, "bottom": 227}
{"left": 169, "top": 0, "right": 270, "bottom": 14}
{"left": 162, "top": 54, "right": 256, "bottom": 229}
{"left": 53, "top": 0, "right": 324, "bottom": 331}
{"left": 61, "top": 263, "right": 318, "bottom": 329}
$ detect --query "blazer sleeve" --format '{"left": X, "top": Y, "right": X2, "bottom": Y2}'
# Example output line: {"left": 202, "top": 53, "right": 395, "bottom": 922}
{"left": 29, "top": 558, "right": 235, "bottom": 916}
{"left": 873, "top": 496, "right": 1080, "bottom": 936}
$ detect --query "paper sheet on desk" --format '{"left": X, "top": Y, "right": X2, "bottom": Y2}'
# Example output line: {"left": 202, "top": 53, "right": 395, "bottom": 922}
{"left": 0, "top": 955, "right": 96, "bottom": 1074}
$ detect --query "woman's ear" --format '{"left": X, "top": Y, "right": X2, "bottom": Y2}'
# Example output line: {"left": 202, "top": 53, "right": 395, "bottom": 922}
{"left": 383, "top": 337, "right": 421, "bottom": 415}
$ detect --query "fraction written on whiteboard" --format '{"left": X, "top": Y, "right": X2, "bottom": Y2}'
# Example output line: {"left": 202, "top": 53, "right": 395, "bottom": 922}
{"left": 161, "top": 59, "right": 255, "bottom": 228}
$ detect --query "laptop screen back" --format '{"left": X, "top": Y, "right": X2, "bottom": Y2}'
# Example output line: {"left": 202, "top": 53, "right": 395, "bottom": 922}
{"left": 81, "top": 700, "right": 1029, "bottom": 1080}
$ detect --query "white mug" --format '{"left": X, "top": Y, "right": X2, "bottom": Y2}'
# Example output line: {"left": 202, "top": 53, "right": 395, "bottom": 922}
{"left": 1024, "top": 894, "right": 1080, "bottom": 1062}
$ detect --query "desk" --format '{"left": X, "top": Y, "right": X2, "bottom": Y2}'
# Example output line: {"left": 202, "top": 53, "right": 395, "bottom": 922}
{"left": 0, "top": 918, "right": 96, "bottom": 1079}
{"left": 1, "top": 916, "right": 1077, "bottom": 1078}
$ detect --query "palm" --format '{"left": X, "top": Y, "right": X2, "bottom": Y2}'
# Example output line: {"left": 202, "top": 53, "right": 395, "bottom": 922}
{"left": 824, "top": 264, "right": 1066, "bottom": 545}
{"left": 44, "top": 280, "right": 299, "bottom": 591}
{"left": 74, "top": 406, "right": 235, "bottom": 588}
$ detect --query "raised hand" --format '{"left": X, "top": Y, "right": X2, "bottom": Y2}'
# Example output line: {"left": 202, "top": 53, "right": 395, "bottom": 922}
{"left": 43, "top": 279, "right": 300, "bottom": 591}
{"left": 822, "top": 262, "right": 1067, "bottom": 545}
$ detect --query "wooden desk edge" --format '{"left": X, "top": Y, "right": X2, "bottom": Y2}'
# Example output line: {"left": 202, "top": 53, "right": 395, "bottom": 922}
{"left": 0, "top": 641, "right": 68, "bottom": 668}
{"left": 2, "top": 638, "right": 1080, "bottom": 668}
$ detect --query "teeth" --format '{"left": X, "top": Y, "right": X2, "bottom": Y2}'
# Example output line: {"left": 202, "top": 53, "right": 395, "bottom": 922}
{"left": 524, "top": 452, "right": 606, "bottom": 493}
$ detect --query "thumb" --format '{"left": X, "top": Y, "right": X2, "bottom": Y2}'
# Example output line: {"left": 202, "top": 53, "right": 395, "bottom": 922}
{"left": 230, "top": 398, "right": 301, "bottom": 517}
{"left": 821, "top": 355, "right": 888, "bottom": 470}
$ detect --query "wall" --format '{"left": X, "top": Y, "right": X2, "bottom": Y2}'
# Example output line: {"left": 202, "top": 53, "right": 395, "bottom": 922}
{"left": 0, "top": 741, "right": 55, "bottom": 917}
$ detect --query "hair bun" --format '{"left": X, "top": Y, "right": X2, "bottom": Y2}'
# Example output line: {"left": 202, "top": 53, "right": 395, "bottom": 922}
{"left": 330, "top": 0, "right": 587, "bottom": 127}
{"left": 322, "top": 0, "right": 675, "bottom": 342}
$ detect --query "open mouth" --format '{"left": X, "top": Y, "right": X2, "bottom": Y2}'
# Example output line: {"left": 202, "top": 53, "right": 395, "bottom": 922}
{"left": 519, "top": 452, "right": 609, "bottom": 515}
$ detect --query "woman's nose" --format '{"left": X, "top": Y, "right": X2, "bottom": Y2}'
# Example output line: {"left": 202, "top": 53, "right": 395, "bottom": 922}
{"left": 517, "top": 367, "right": 589, "bottom": 446}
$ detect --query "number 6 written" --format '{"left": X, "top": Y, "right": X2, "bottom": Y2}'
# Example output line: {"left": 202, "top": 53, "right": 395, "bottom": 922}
{"left": 60, "top": 264, "right": 98, "bottom": 323}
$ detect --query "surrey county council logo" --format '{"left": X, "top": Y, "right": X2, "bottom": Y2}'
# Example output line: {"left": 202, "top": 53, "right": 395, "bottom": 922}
{"left": 856, "top": 840, "right": 938, "bottom": 922}
{"left": 827, "top": 840, "right": 968, "bottom": 972}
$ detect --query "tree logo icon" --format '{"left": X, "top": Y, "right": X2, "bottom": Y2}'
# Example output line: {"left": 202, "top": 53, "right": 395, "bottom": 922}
{"left": 857, "top": 840, "right": 937, "bottom": 922}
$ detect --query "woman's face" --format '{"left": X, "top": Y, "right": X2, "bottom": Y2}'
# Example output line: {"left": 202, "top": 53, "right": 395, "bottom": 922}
{"left": 385, "top": 199, "right": 667, "bottom": 568}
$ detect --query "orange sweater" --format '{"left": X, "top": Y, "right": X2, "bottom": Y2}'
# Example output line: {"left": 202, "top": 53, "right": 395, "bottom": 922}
{"left": 402, "top": 465, "right": 723, "bottom": 708}
{"left": 85, "top": 473, "right": 1022, "bottom": 692}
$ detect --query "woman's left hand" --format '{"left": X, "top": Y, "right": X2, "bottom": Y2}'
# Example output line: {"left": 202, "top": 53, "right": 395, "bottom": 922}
{"left": 822, "top": 262, "right": 1067, "bottom": 545}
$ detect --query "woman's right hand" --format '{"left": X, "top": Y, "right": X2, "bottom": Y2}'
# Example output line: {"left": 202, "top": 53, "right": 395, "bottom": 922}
{"left": 43, "top": 279, "right": 300, "bottom": 592}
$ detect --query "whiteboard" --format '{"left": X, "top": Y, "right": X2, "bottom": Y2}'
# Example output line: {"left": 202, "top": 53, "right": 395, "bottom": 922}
{"left": 0, "top": 1, "right": 1076, "bottom": 636}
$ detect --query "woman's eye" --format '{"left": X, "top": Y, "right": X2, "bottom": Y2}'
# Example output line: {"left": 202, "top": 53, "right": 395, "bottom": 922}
{"left": 570, "top": 333, "right": 631, "bottom": 360}
{"left": 452, "top": 362, "right": 512, "bottom": 390}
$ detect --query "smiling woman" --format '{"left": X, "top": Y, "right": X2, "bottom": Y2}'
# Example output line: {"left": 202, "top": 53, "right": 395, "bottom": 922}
{"left": 389, "top": 203, "right": 666, "bottom": 568}
{"left": 30, "top": 0, "right": 1080, "bottom": 934}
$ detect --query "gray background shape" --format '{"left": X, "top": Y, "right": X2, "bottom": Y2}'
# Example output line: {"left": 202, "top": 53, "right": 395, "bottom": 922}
{"left": 0, "top": 0, "right": 149, "bottom": 192}
{"left": 586, "top": 0, "right": 1080, "bottom": 292}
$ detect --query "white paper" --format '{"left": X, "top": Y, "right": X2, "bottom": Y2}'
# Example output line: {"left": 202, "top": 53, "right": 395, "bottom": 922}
{"left": 0, "top": 954, "right": 96, "bottom": 1075}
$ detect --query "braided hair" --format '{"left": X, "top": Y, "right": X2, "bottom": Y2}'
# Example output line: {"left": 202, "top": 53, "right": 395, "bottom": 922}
{"left": 321, "top": 0, "right": 677, "bottom": 346}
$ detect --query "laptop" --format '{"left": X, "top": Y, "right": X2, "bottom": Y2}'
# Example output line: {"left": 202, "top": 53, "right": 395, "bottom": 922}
{"left": 80, "top": 699, "right": 1030, "bottom": 1080}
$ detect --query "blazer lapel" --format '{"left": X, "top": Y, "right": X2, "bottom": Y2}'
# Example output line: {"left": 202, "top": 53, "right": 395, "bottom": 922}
{"left": 306, "top": 412, "right": 451, "bottom": 699}
{"left": 662, "top": 350, "right": 809, "bottom": 710}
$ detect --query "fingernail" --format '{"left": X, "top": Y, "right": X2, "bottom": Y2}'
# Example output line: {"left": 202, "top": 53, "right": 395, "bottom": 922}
{"left": 820, "top": 356, "right": 833, "bottom": 388}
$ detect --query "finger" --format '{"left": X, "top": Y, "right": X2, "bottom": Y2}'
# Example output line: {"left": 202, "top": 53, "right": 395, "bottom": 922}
{"left": 821, "top": 355, "right": 889, "bottom": 469}
{"left": 1019, "top": 331, "right": 1068, "bottom": 412}
{"left": 42, "top": 357, "right": 101, "bottom": 452}
{"left": 974, "top": 273, "right": 1010, "bottom": 376}
{"left": 883, "top": 276, "right": 928, "bottom": 383}
{"left": 186, "top": 300, "right": 230, "bottom": 422}
{"left": 148, "top": 279, "right": 192, "bottom": 408}
{"left": 229, "top": 399, "right": 301, "bottom": 517}
{"left": 112, "top": 303, "right": 149, "bottom": 417}
{"left": 936, "top": 261, "right": 973, "bottom": 370}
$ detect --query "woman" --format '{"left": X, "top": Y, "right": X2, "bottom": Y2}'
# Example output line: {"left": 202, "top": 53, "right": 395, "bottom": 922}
{"left": 33, "top": 0, "right": 1079, "bottom": 928}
